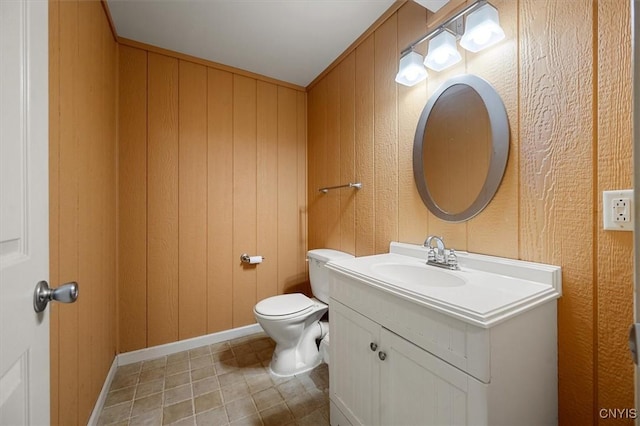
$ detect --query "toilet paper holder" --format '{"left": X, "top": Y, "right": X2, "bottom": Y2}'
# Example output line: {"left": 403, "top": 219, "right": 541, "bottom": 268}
{"left": 240, "top": 253, "right": 265, "bottom": 264}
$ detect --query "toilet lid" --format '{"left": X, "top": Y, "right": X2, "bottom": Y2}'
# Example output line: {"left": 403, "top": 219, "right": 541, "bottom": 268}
{"left": 255, "top": 294, "right": 314, "bottom": 316}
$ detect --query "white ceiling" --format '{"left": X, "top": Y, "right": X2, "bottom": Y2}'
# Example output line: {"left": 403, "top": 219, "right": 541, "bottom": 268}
{"left": 412, "top": 0, "right": 448, "bottom": 13}
{"left": 107, "top": 0, "right": 450, "bottom": 87}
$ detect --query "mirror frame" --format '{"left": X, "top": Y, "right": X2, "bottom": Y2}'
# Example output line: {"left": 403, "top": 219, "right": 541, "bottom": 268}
{"left": 413, "top": 74, "right": 509, "bottom": 222}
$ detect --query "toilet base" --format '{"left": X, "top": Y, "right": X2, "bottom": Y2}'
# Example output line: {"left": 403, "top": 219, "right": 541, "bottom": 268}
{"left": 268, "top": 356, "right": 323, "bottom": 378}
{"left": 266, "top": 320, "right": 327, "bottom": 377}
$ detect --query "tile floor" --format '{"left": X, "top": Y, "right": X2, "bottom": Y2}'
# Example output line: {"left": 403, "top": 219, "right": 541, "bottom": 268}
{"left": 98, "top": 332, "right": 330, "bottom": 426}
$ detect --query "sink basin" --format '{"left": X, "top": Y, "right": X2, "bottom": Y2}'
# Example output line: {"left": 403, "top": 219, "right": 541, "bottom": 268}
{"left": 371, "top": 263, "right": 466, "bottom": 288}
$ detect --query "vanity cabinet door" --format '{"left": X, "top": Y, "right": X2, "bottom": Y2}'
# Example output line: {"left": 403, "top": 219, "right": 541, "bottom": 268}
{"left": 379, "top": 328, "right": 481, "bottom": 426}
{"left": 330, "top": 299, "right": 381, "bottom": 426}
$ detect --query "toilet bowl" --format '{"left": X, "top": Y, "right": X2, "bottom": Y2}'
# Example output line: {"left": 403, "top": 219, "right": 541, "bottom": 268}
{"left": 253, "top": 249, "right": 354, "bottom": 377}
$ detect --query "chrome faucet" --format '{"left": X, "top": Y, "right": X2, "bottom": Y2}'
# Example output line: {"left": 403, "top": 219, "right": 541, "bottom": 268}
{"left": 424, "top": 235, "right": 445, "bottom": 262}
{"left": 423, "top": 235, "right": 459, "bottom": 270}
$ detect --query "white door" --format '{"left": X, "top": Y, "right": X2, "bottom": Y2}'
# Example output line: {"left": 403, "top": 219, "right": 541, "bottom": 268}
{"left": 0, "top": 0, "right": 50, "bottom": 424}
{"left": 330, "top": 299, "right": 381, "bottom": 426}
{"left": 379, "top": 328, "right": 485, "bottom": 426}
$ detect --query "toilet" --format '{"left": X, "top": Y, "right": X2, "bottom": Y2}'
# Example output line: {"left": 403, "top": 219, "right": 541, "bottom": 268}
{"left": 253, "top": 249, "right": 354, "bottom": 377}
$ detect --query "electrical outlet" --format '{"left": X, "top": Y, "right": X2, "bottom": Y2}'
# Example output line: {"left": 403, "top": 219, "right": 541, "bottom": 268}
{"left": 613, "top": 198, "right": 631, "bottom": 223}
{"left": 603, "top": 189, "right": 634, "bottom": 231}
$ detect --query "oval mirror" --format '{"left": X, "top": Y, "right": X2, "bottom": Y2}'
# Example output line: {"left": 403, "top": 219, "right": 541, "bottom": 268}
{"left": 413, "top": 74, "right": 509, "bottom": 222}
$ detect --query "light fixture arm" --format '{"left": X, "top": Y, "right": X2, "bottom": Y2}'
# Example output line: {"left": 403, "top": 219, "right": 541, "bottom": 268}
{"left": 400, "top": 0, "right": 489, "bottom": 57}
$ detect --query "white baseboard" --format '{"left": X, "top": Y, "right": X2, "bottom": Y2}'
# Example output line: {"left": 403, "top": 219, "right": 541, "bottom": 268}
{"left": 88, "top": 323, "right": 264, "bottom": 424}
{"left": 87, "top": 356, "right": 118, "bottom": 426}
{"left": 117, "top": 323, "right": 264, "bottom": 366}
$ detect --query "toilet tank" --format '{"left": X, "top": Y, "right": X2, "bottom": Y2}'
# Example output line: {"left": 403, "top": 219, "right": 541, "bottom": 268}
{"left": 307, "top": 249, "right": 354, "bottom": 304}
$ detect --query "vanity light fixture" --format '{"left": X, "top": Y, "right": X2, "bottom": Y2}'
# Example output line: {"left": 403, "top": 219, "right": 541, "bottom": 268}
{"left": 459, "top": 4, "right": 505, "bottom": 52}
{"left": 395, "top": 0, "right": 505, "bottom": 86}
{"left": 395, "top": 49, "right": 428, "bottom": 86}
{"left": 424, "top": 30, "right": 462, "bottom": 72}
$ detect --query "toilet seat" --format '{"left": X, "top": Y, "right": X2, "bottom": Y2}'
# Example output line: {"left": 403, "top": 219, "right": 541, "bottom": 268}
{"left": 254, "top": 293, "right": 315, "bottom": 318}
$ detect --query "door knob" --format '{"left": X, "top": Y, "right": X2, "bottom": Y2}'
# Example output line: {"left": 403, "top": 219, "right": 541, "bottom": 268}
{"left": 370, "top": 342, "right": 378, "bottom": 351}
{"left": 33, "top": 280, "right": 78, "bottom": 313}
{"left": 378, "top": 351, "right": 387, "bottom": 361}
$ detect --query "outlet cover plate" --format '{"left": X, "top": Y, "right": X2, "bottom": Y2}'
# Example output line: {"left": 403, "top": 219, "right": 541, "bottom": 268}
{"left": 603, "top": 189, "right": 634, "bottom": 231}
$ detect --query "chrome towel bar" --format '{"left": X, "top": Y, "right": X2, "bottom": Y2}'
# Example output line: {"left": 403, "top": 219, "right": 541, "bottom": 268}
{"left": 319, "top": 182, "right": 362, "bottom": 193}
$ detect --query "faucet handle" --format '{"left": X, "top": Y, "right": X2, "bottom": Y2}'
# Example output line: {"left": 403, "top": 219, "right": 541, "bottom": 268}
{"left": 446, "top": 249, "right": 458, "bottom": 268}
{"left": 427, "top": 247, "right": 436, "bottom": 263}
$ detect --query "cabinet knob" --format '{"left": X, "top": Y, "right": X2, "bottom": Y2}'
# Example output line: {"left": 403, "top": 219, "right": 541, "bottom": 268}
{"left": 370, "top": 342, "right": 378, "bottom": 351}
{"left": 378, "top": 351, "right": 387, "bottom": 361}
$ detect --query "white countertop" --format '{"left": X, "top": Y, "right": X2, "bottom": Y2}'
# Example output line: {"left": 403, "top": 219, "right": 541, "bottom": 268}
{"left": 326, "top": 243, "right": 562, "bottom": 327}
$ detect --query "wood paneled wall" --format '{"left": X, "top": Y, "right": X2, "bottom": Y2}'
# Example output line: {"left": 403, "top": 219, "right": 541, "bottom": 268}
{"left": 118, "top": 46, "right": 308, "bottom": 352}
{"left": 49, "top": 0, "right": 118, "bottom": 424}
{"left": 307, "top": 0, "right": 633, "bottom": 424}
{"left": 596, "top": 0, "right": 634, "bottom": 416}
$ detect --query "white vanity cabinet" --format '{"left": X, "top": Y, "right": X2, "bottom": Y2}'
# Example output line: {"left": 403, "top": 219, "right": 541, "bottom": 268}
{"left": 327, "top": 242, "right": 562, "bottom": 426}
{"left": 330, "top": 300, "right": 483, "bottom": 426}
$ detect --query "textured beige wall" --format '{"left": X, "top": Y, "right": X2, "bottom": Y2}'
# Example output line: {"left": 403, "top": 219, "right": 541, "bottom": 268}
{"left": 307, "top": 1, "right": 633, "bottom": 423}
